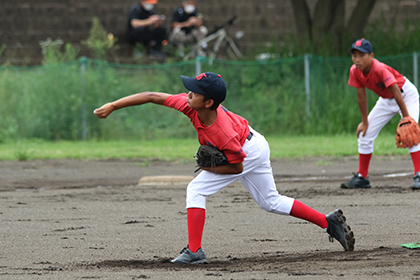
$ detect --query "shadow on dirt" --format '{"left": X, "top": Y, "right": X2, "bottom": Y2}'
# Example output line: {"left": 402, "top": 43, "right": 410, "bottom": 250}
{"left": 81, "top": 247, "right": 419, "bottom": 273}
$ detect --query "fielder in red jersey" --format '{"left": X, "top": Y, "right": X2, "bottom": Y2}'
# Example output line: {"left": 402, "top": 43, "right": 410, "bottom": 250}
{"left": 348, "top": 58, "right": 406, "bottom": 98}
{"left": 342, "top": 38, "right": 420, "bottom": 190}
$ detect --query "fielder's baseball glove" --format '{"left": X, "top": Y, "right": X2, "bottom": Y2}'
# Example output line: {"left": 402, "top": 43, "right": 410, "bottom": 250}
{"left": 395, "top": 116, "right": 420, "bottom": 148}
{"left": 195, "top": 145, "right": 229, "bottom": 173}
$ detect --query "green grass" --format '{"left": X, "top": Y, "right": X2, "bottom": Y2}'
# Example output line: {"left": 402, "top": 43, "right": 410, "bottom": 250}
{"left": 0, "top": 133, "right": 408, "bottom": 161}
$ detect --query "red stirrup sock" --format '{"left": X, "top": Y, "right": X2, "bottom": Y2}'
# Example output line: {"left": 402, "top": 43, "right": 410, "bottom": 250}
{"left": 187, "top": 208, "right": 206, "bottom": 253}
{"left": 410, "top": 150, "right": 420, "bottom": 174}
{"left": 358, "top": 153, "right": 372, "bottom": 178}
{"left": 289, "top": 200, "right": 328, "bottom": 229}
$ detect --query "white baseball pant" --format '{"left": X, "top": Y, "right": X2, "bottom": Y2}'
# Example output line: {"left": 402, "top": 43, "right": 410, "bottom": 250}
{"left": 186, "top": 127, "right": 295, "bottom": 215}
{"left": 358, "top": 78, "right": 420, "bottom": 154}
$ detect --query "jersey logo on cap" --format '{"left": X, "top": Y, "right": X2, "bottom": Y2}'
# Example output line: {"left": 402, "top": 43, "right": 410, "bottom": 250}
{"left": 355, "top": 38, "right": 364, "bottom": 47}
{"left": 196, "top": 73, "right": 207, "bottom": 80}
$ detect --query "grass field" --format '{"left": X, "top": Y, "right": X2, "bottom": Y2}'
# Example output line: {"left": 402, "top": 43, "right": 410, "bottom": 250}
{"left": 0, "top": 133, "right": 408, "bottom": 161}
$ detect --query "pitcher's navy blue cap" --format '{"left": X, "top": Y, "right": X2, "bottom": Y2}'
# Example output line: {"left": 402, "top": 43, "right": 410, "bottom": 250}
{"left": 181, "top": 72, "right": 227, "bottom": 104}
{"left": 348, "top": 38, "right": 373, "bottom": 53}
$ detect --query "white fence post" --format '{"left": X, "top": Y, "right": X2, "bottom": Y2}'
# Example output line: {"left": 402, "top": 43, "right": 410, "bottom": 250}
{"left": 195, "top": 56, "right": 202, "bottom": 76}
{"left": 80, "top": 57, "right": 87, "bottom": 141}
{"left": 304, "top": 54, "right": 311, "bottom": 123}
{"left": 414, "top": 52, "right": 418, "bottom": 89}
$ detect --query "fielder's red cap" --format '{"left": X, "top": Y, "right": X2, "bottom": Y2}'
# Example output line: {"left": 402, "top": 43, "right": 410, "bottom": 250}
{"left": 348, "top": 38, "right": 373, "bottom": 53}
{"left": 181, "top": 72, "right": 227, "bottom": 105}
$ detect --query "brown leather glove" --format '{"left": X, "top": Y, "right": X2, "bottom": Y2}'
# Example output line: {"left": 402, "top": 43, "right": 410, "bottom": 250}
{"left": 395, "top": 116, "right": 420, "bottom": 148}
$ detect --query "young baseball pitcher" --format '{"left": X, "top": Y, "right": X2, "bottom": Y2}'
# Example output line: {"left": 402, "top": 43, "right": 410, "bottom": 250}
{"left": 342, "top": 38, "right": 420, "bottom": 190}
{"left": 94, "top": 72, "right": 355, "bottom": 264}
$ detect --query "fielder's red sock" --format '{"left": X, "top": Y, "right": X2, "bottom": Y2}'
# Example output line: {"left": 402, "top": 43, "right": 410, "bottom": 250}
{"left": 289, "top": 200, "right": 328, "bottom": 229}
{"left": 410, "top": 150, "right": 420, "bottom": 174}
{"left": 187, "top": 208, "right": 206, "bottom": 253}
{"left": 358, "top": 153, "right": 372, "bottom": 178}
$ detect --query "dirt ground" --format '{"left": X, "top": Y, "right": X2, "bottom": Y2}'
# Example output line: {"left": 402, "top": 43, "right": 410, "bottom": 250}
{"left": 1, "top": 156, "right": 420, "bottom": 280}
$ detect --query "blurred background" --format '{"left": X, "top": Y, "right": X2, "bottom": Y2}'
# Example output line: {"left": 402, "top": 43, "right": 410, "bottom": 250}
{"left": 2, "top": 0, "right": 420, "bottom": 65}
{"left": 1, "top": 0, "right": 420, "bottom": 142}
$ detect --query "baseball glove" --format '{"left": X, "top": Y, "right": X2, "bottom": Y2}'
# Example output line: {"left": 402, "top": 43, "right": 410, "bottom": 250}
{"left": 194, "top": 145, "right": 229, "bottom": 173}
{"left": 395, "top": 116, "right": 420, "bottom": 148}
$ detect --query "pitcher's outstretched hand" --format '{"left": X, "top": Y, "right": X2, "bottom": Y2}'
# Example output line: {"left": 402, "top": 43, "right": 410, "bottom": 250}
{"left": 94, "top": 103, "right": 114, "bottom": 119}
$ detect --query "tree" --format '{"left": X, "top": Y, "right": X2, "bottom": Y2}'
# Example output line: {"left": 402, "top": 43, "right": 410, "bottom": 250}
{"left": 291, "top": 0, "right": 377, "bottom": 54}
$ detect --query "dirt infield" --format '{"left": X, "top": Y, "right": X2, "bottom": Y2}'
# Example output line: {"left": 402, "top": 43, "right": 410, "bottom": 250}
{"left": 1, "top": 156, "right": 420, "bottom": 279}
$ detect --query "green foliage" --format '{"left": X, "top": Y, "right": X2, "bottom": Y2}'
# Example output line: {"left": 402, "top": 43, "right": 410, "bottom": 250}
{"left": 0, "top": 53, "right": 417, "bottom": 141}
{"left": 0, "top": 61, "right": 84, "bottom": 140}
{"left": 363, "top": 17, "right": 420, "bottom": 56}
{"left": 39, "top": 38, "right": 79, "bottom": 65}
{"left": 82, "top": 17, "right": 118, "bottom": 60}
{"left": 259, "top": 18, "right": 420, "bottom": 58}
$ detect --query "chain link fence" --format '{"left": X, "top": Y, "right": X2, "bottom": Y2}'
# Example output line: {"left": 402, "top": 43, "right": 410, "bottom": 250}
{"left": 1, "top": 53, "right": 418, "bottom": 141}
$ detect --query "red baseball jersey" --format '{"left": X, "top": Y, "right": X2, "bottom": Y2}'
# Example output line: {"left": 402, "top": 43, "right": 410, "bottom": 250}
{"left": 163, "top": 93, "right": 250, "bottom": 163}
{"left": 348, "top": 58, "right": 406, "bottom": 98}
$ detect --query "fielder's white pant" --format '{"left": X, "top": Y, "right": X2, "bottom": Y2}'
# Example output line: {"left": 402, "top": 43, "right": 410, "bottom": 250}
{"left": 186, "top": 127, "right": 295, "bottom": 215}
{"left": 358, "top": 78, "right": 420, "bottom": 154}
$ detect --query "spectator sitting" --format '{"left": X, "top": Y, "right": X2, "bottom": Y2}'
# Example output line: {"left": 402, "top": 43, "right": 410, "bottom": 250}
{"left": 169, "top": 0, "right": 208, "bottom": 53}
{"left": 126, "top": 0, "right": 168, "bottom": 58}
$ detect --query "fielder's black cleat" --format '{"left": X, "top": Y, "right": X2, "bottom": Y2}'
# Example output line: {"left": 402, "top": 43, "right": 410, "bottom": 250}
{"left": 411, "top": 172, "right": 420, "bottom": 190}
{"left": 341, "top": 173, "right": 371, "bottom": 189}
{"left": 326, "top": 209, "right": 355, "bottom": 251}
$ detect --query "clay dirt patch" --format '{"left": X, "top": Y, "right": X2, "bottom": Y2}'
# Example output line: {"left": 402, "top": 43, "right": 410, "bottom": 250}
{"left": 1, "top": 156, "right": 420, "bottom": 279}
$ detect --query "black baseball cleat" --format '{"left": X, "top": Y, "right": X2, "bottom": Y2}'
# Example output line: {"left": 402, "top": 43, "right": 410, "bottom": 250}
{"left": 341, "top": 173, "right": 371, "bottom": 189}
{"left": 326, "top": 209, "right": 355, "bottom": 251}
{"left": 411, "top": 172, "right": 420, "bottom": 190}
{"left": 171, "top": 246, "right": 208, "bottom": 264}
